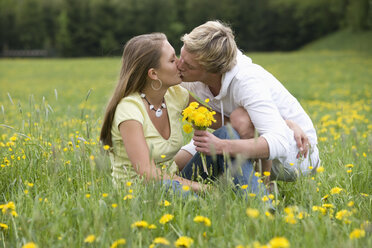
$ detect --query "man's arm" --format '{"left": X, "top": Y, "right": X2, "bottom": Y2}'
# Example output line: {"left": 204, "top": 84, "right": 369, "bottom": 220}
{"left": 192, "top": 129, "right": 269, "bottom": 159}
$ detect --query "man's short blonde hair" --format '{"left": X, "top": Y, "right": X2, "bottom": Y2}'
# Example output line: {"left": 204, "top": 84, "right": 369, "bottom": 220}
{"left": 181, "top": 20, "right": 237, "bottom": 73}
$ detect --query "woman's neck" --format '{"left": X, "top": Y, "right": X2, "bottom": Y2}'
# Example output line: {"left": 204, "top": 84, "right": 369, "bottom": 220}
{"left": 141, "top": 85, "right": 167, "bottom": 108}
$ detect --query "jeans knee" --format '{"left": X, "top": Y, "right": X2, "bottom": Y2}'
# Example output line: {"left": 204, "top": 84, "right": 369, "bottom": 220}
{"left": 213, "top": 125, "right": 240, "bottom": 140}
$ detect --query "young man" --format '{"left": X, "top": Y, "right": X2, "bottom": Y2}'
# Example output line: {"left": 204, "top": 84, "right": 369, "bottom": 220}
{"left": 176, "top": 21, "right": 319, "bottom": 181}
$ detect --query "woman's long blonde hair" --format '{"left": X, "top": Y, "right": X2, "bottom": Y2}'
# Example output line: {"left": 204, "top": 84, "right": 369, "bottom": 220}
{"left": 100, "top": 33, "right": 167, "bottom": 146}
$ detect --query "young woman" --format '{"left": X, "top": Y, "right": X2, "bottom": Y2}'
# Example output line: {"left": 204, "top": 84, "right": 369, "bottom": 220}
{"left": 100, "top": 33, "right": 206, "bottom": 192}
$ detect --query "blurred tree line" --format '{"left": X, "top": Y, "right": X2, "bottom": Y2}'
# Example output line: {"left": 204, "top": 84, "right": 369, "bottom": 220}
{"left": 0, "top": 0, "right": 370, "bottom": 56}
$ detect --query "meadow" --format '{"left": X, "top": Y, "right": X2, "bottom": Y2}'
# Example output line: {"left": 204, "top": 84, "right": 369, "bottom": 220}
{"left": 0, "top": 46, "right": 371, "bottom": 247}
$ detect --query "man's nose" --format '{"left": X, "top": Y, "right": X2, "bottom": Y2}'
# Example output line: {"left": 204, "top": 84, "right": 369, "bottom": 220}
{"left": 177, "top": 58, "right": 184, "bottom": 71}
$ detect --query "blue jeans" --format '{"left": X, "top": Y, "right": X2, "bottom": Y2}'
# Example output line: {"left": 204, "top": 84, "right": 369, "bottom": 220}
{"left": 180, "top": 126, "right": 263, "bottom": 195}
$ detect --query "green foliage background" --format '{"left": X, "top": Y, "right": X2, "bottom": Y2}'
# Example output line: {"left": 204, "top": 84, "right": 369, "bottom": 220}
{"left": 0, "top": 0, "right": 371, "bottom": 56}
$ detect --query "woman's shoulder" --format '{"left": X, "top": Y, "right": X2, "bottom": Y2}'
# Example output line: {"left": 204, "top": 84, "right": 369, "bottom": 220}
{"left": 166, "top": 85, "right": 188, "bottom": 101}
{"left": 117, "top": 93, "right": 142, "bottom": 107}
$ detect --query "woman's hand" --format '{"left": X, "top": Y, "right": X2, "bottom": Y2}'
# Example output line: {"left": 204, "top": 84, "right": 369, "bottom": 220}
{"left": 193, "top": 129, "right": 225, "bottom": 156}
{"left": 285, "top": 120, "right": 309, "bottom": 158}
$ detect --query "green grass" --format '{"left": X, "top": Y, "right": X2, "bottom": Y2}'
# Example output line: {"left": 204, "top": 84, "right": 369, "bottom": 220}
{"left": 0, "top": 49, "right": 371, "bottom": 248}
{"left": 301, "top": 29, "right": 372, "bottom": 54}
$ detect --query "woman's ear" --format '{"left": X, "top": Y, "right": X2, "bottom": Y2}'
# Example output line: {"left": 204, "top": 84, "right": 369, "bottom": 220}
{"left": 147, "top": 68, "right": 158, "bottom": 80}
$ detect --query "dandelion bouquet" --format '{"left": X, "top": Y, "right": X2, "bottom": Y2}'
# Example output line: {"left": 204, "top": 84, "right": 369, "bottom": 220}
{"left": 182, "top": 100, "right": 216, "bottom": 175}
{"left": 182, "top": 101, "right": 216, "bottom": 132}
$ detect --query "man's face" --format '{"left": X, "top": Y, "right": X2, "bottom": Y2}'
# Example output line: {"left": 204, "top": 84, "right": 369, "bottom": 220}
{"left": 177, "top": 46, "right": 207, "bottom": 82}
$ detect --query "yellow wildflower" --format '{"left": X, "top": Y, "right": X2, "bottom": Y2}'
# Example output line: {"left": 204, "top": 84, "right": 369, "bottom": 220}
{"left": 131, "top": 220, "right": 149, "bottom": 229}
{"left": 153, "top": 237, "right": 170, "bottom": 245}
{"left": 103, "top": 145, "right": 110, "bottom": 150}
{"left": 182, "top": 185, "right": 190, "bottom": 191}
{"left": 241, "top": 185, "right": 248, "bottom": 190}
{"left": 0, "top": 222, "right": 8, "bottom": 230}
{"left": 112, "top": 203, "right": 118, "bottom": 208}
{"left": 269, "top": 237, "right": 290, "bottom": 248}
{"left": 159, "top": 214, "right": 174, "bottom": 224}
{"left": 123, "top": 194, "right": 134, "bottom": 200}
{"left": 148, "top": 224, "right": 157, "bottom": 229}
{"left": 345, "top": 164, "right": 354, "bottom": 168}
{"left": 102, "top": 193, "right": 108, "bottom": 197}
{"left": 330, "top": 187, "right": 343, "bottom": 195}
{"left": 246, "top": 208, "right": 260, "bottom": 218}
{"left": 160, "top": 200, "right": 171, "bottom": 207}
{"left": 316, "top": 166, "right": 325, "bottom": 173}
{"left": 183, "top": 124, "right": 193, "bottom": 134}
{"left": 22, "top": 242, "right": 38, "bottom": 248}
{"left": 261, "top": 196, "right": 269, "bottom": 202}
{"left": 193, "top": 215, "right": 212, "bottom": 226}
{"left": 84, "top": 235, "right": 96, "bottom": 243}
{"left": 175, "top": 236, "right": 194, "bottom": 248}
{"left": 347, "top": 201, "right": 354, "bottom": 207}
{"left": 110, "top": 239, "right": 126, "bottom": 248}
{"left": 349, "top": 228, "right": 365, "bottom": 240}
{"left": 263, "top": 171, "right": 271, "bottom": 177}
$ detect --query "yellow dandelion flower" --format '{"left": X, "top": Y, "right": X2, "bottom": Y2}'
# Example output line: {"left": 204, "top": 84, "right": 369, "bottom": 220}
{"left": 345, "top": 164, "right": 354, "bottom": 168}
{"left": 193, "top": 215, "right": 212, "bottom": 226}
{"left": 112, "top": 203, "right": 118, "bottom": 208}
{"left": 316, "top": 166, "right": 325, "bottom": 173}
{"left": 89, "top": 155, "right": 95, "bottom": 160}
{"left": 265, "top": 211, "right": 274, "bottom": 220}
{"left": 148, "top": 224, "right": 157, "bottom": 229}
{"left": 183, "top": 124, "right": 193, "bottom": 134}
{"left": 349, "top": 228, "right": 365, "bottom": 240}
{"left": 289, "top": 163, "right": 294, "bottom": 166}
{"left": 22, "top": 242, "right": 38, "bottom": 248}
{"left": 161, "top": 154, "right": 166, "bottom": 159}
{"left": 261, "top": 195, "right": 269, "bottom": 202}
{"left": 123, "top": 194, "right": 134, "bottom": 200}
{"left": 330, "top": 187, "right": 343, "bottom": 195}
{"left": 263, "top": 171, "right": 271, "bottom": 177}
{"left": 0, "top": 222, "right": 8, "bottom": 230}
{"left": 182, "top": 185, "right": 190, "bottom": 191}
{"left": 126, "top": 182, "right": 132, "bottom": 187}
{"left": 175, "top": 236, "right": 194, "bottom": 248}
{"left": 347, "top": 169, "right": 352, "bottom": 173}
{"left": 110, "top": 239, "right": 126, "bottom": 248}
{"left": 102, "top": 193, "right": 108, "bottom": 197}
{"left": 254, "top": 172, "right": 261, "bottom": 177}
{"left": 153, "top": 237, "right": 170, "bottom": 245}
{"left": 203, "top": 232, "right": 207, "bottom": 238}
{"left": 248, "top": 193, "right": 256, "bottom": 197}
{"left": 160, "top": 200, "right": 171, "bottom": 206}
{"left": 347, "top": 201, "right": 354, "bottom": 207}
{"left": 335, "top": 209, "right": 352, "bottom": 221}
{"left": 360, "top": 193, "right": 369, "bottom": 197}
{"left": 241, "top": 185, "right": 248, "bottom": 190}
{"left": 103, "top": 145, "right": 110, "bottom": 150}
{"left": 27, "top": 182, "right": 34, "bottom": 187}
{"left": 269, "top": 237, "right": 290, "bottom": 248}
{"left": 159, "top": 214, "right": 174, "bottom": 224}
{"left": 85, "top": 194, "right": 91, "bottom": 198}
{"left": 322, "top": 203, "right": 335, "bottom": 208}
{"left": 131, "top": 220, "right": 149, "bottom": 229}
{"left": 362, "top": 152, "right": 367, "bottom": 157}
{"left": 246, "top": 208, "right": 260, "bottom": 218}
{"left": 204, "top": 98, "right": 210, "bottom": 103}
{"left": 268, "top": 194, "right": 275, "bottom": 200}
{"left": 84, "top": 235, "right": 96, "bottom": 243}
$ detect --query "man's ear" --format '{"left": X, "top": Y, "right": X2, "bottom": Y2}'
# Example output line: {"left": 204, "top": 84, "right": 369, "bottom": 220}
{"left": 147, "top": 68, "right": 158, "bottom": 80}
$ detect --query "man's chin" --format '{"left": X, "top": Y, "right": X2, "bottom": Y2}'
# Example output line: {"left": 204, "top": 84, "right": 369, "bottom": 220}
{"left": 180, "top": 76, "right": 193, "bottom": 82}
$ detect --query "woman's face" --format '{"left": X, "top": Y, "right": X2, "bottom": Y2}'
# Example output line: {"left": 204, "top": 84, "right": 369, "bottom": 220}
{"left": 155, "top": 40, "right": 182, "bottom": 86}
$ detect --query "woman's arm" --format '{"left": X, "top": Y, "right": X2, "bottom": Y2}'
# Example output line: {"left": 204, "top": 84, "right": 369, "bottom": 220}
{"left": 119, "top": 120, "right": 207, "bottom": 192}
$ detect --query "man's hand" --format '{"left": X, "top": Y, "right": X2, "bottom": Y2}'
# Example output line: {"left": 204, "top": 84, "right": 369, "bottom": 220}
{"left": 193, "top": 130, "right": 224, "bottom": 155}
{"left": 286, "top": 120, "right": 309, "bottom": 158}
